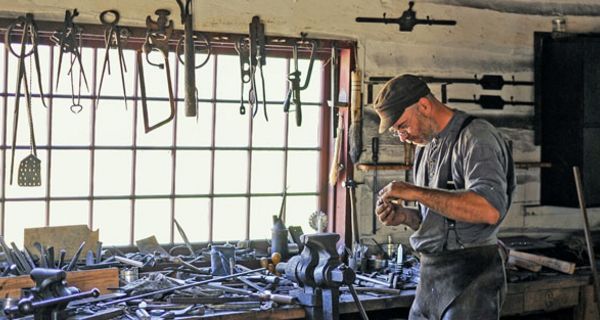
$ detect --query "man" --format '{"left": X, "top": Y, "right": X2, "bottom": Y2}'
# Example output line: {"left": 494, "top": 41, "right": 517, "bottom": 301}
{"left": 373, "top": 75, "right": 515, "bottom": 320}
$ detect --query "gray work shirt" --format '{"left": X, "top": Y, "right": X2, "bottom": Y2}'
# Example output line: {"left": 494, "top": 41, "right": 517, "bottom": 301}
{"left": 410, "top": 110, "right": 516, "bottom": 254}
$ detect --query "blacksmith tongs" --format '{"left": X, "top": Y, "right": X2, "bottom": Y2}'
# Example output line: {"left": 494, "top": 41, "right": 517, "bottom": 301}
{"left": 5, "top": 14, "right": 44, "bottom": 185}
{"left": 96, "top": 10, "right": 129, "bottom": 110}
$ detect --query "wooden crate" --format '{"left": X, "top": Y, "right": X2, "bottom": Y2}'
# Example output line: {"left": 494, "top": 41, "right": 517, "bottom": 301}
{"left": 0, "top": 268, "right": 118, "bottom": 298}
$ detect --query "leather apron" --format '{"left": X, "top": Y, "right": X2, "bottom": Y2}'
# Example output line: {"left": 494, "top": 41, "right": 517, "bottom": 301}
{"left": 409, "top": 245, "right": 506, "bottom": 320}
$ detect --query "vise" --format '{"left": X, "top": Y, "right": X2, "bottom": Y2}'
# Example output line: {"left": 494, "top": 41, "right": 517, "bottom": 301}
{"left": 4, "top": 268, "right": 99, "bottom": 320}
{"left": 276, "top": 233, "right": 369, "bottom": 320}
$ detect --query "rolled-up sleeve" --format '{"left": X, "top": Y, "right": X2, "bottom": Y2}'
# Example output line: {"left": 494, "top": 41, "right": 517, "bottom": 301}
{"left": 462, "top": 141, "right": 509, "bottom": 217}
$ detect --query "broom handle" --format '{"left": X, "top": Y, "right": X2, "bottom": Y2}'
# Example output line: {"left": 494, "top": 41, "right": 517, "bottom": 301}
{"left": 573, "top": 166, "right": 600, "bottom": 317}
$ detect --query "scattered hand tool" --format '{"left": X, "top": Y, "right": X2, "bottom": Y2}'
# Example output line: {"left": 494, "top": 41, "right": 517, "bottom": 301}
{"left": 174, "top": 219, "right": 196, "bottom": 257}
{"left": 51, "top": 9, "right": 89, "bottom": 92}
{"left": 65, "top": 241, "right": 86, "bottom": 271}
{"left": 138, "top": 9, "right": 176, "bottom": 133}
{"left": 349, "top": 67, "right": 363, "bottom": 164}
{"left": 99, "top": 267, "right": 265, "bottom": 307}
{"left": 449, "top": 95, "right": 534, "bottom": 110}
{"left": 573, "top": 166, "right": 600, "bottom": 318}
{"left": 283, "top": 34, "right": 318, "bottom": 127}
{"left": 206, "top": 282, "right": 296, "bottom": 304}
{"left": 96, "top": 10, "right": 129, "bottom": 110}
{"left": 356, "top": 1, "right": 456, "bottom": 32}
{"left": 6, "top": 14, "right": 42, "bottom": 186}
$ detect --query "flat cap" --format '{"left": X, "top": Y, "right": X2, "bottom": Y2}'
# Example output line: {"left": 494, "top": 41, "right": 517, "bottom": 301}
{"left": 373, "top": 74, "right": 431, "bottom": 134}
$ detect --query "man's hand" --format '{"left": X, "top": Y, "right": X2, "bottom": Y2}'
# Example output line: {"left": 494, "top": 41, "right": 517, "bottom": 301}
{"left": 375, "top": 198, "right": 407, "bottom": 226}
{"left": 378, "top": 181, "right": 419, "bottom": 203}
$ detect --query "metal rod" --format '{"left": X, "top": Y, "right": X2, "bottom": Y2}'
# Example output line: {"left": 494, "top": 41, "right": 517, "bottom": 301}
{"left": 130, "top": 48, "right": 140, "bottom": 246}
{"left": 1, "top": 34, "right": 10, "bottom": 236}
{"left": 573, "top": 166, "right": 600, "bottom": 318}
{"left": 208, "top": 54, "right": 218, "bottom": 242}
{"left": 0, "top": 145, "right": 320, "bottom": 152}
{"left": 99, "top": 267, "right": 266, "bottom": 306}
{"left": 45, "top": 44, "right": 55, "bottom": 226}
{"left": 347, "top": 283, "right": 370, "bottom": 320}
{"left": 355, "top": 274, "right": 390, "bottom": 287}
{"left": 89, "top": 47, "right": 98, "bottom": 229}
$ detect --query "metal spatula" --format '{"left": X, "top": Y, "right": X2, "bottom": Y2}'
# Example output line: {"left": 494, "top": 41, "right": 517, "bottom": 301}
{"left": 18, "top": 153, "right": 41, "bottom": 186}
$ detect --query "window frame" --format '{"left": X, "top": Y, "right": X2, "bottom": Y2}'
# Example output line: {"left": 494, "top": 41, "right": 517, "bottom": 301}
{"left": 0, "top": 17, "right": 351, "bottom": 245}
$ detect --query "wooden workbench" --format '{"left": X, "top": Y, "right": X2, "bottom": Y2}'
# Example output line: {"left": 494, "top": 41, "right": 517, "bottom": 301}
{"left": 199, "top": 274, "right": 599, "bottom": 319}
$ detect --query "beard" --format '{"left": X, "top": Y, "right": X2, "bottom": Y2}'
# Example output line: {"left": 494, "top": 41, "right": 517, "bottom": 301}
{"left": 406, "top": 111, "right": 438, "bottom": 146}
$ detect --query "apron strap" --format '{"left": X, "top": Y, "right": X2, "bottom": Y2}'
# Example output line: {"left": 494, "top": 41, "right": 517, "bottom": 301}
{"left": 443, "top": 115, "right": 476, "bottom": 250}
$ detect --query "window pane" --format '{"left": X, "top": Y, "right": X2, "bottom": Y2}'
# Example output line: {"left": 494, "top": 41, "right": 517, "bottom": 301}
{"left": 4, "top": 150, "right": 47, "bottom": 199}
{"left": 215, "top": 103, "right": 249, "bottom": 147}
{"left": 136, "top": 150, "right": 172, "bottom": 195}
{"left": 139, "top": 54, "right": 177, "bottom": 100}
{"left": 216, "top": 54, "right": 240, "bottom": 100}
{"left": 285, "top": 195, "right": 318, "bottom": 234}
{"left": 94, "top": 200, "right": 131, "bottom": 245}
{"left": 287, "top": 105, "right": 320, "bottom": 147}
{"left": 95, "top": 48, "right": 136, "bottom": 103}
{"left": 249, "top": 196, "right": 283, "bottom": 239}
{"left": 176, "top": 102, "right": 213, "bottom": 147}
{"left": 176, "top": 151, "right": 210, "bottom": 194}
{"left": 51, "top": 98, "right": 91, "bottom": 146}
{"left": 213, "top": 197, "right": 246, "bottom": 241}
{"left": 264, "top": 57, "right": 288, "bottom": 101}
{"left": 94, "top": 150, "right": 132, "bottom": 196}
{"left": 134, "top": 199, "right": 171, "bottom": 244}
{"left": 49, "top": 201, "right": 89, "bottom": 226}
{"left": 252, "top": 104, "right": 286, "bottom": 147}
{"left": 177, "top": 53, "right": 214, "bottom": 100}
{"left": 51, "top": 150, "right": 90, "bottom": 197}
{"left": 95, "top": 102, "right": 134, "bottom": 146}
{"left": 286, "top": 151, "right": 319, "bottom": 192}
{"left": 174, "top": 198, "right": 210, "bottom": 243}
{"left": 251, "top": 151, "right": 284, "bottom": 193}
{"left": 4, "top": 97, "right": 49, "bottom": 148}
{"left": 4, "top": 201, "right": 45, "bottom": 247}
{"left": 214, "top": 151, "right": 247, "bottom": 194}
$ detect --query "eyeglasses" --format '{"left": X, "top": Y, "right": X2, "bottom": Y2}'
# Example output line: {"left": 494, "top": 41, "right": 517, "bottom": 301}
{"left": 389, "top": 119, "right": 410, "bottom": 138}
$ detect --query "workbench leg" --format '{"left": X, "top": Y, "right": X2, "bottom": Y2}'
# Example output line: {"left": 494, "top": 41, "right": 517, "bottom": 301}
{"left": 576, "top": 285, "right": 600, "bottom": 320}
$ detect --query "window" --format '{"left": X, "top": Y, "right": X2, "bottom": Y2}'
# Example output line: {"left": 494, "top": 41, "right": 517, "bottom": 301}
{"left": 0, "top": 25, "right": 328, "bottom": 247}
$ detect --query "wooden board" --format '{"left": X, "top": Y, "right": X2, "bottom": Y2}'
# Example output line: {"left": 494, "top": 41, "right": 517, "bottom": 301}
{"left": 0, "top": 268, "right": 118, "bottom": 298}
{"left": 510, "top": 250, "right": 576, "bottom": 274}
{"left": 24, "top": 225, "right": 99, "bottom": 260}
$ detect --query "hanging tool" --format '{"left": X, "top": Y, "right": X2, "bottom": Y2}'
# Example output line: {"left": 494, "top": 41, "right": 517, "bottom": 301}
{"left": 249, "top": 16, "right": 268, "bottom": 121}
{"left": 368, "top": 74, "right": 533, "bottom": 90}
{"left": 138, "top": 9, "right": 176, "bottom": 133}
{"left": 356, "top": 1, "right": 456, "bottom": 32}
{"left": 96, "top": 10, "right": 129, "bottom": 110}
{"left": 6, "top": 14, "right": 43, "bottom": 186}
{"left": 51, "top": 9, "right": 89, "bottom": 92}
{"left": 283, "top": 34, "right": 318, "bottom": 127}
{"left": 330, "top": 44, "right": 339, "bottom": 139}
{"left": 573, "top": 166, "right": 600, "bottom": 319}
{"left": 329, "top": 113, "right": 344, "bottom": 186}
{"left": 371, "top": 137, "right": 379, "bottom": 235}
{"left": 4, "top": 14, "right": 47, "bottom": 108}
{"left": 349, "top": 67, "right": 363, "bottom": 163}
{"left": 235, "top": 37, "right": 251, "bottom": 115}
{"left": 448, "top": 95, "right": 534, "bottom": 110}
{"left": 176, "top": 0, "right": 210, "bottom": 118}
